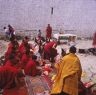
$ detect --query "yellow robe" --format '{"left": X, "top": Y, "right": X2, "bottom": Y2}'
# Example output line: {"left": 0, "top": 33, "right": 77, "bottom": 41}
{"left": 51, "top": 53, "right": 82, "bottom": 95}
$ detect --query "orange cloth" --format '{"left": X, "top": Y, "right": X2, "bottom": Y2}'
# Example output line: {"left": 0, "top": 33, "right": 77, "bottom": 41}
{"left": 51, "top": 53, "right": 82, "bottom": 95}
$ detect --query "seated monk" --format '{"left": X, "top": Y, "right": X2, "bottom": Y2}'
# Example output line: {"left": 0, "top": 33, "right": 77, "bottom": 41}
{"left": 18, "top": 36, "right": 32, "bottom": 58}
{"left": 5, "top": 36, "right": 19, "bottom": 60}
{"left": 20, "top": 49, "right": 31, "bottom": 69}
{"left": 4, "top": 53, "right": 20, "bottom": 69}
{"left": 0, "top": 66, "right": 23, "bottom": 89}
{"left": 24, "top": 55, "right": 41, "bottom": 76}
{"left": 44, "top": 41, "right": 57, "bottom": 62}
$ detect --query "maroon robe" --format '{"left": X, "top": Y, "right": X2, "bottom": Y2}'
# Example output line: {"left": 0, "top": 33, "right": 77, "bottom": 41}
{"left": 92, "top": 32, "right": 96, "bottom": 48}
{"left": 44, "top": 41, "right": 57, "bottom": 60}
{"left": 24, "top": 59, "right": 39, "bottom": 76}
{"left": 0, "top": 66, "right": 19, "bottom": 89}
{"left": 20, "top": 54, "right": 30, "bottom": 69}
{"left": 46, "top": 26, "right": 52, "bottom": 39}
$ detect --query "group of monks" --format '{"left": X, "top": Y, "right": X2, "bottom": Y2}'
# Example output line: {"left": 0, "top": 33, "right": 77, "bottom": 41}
{"left": 0, "top": 30, "right": 59, "bottom": 91}
{"left": 1, "top": 24, "right": 91, "bottom": 95}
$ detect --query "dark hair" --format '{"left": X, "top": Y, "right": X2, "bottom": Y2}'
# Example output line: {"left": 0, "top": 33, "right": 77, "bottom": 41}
{"left": 61, "top": 48, "right": 66, "bottom": 57}
{"left": 32, "top": 55, "right": 37, "bottom": 60}
{"left": 25, "top": 36, "right": 29, "bottom": 40}
{"left": 69, "top": 46, "right": 76, "bottom": 53}
{"left": 38, "top": 29, "right": 41, "bottom": 32}
{"left": 3, "top": 27, "right": 6, "bottom": 29}
{"left": 9, "top": 53, "right": 15, "bottom": 60}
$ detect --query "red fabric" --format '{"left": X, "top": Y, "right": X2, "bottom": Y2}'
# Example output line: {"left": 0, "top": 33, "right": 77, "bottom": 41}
{"left": 19, "top": 43, "right": 26, "bottom": 56}
{"left": 4, "top": 60, "right": 12, "bottom": 67}
{"left": 5, "top": 43, "right": 13, "bottom": 58}
{"left": 44, "top": 67, "right": 52, "bottom": 73}
{"left": 93, "top": 32, "right": 96, "bottom": 47}
{"left": 0, "top": 66, "right": 19, "bottom": 89}
{"left": 44, "top": 41, "right": 56, "bottom": 53}
{"left": 4, "top": 59, "right": 21, "bottom": 69}
{"left": 24, "top": 59, "right": 37, "bottom": 76}
{"left": 21, "top": 54, "right": 30, "bottom": 69}
{"left": 44, "top": 41, "right": 56, "bottom": 59}
{"left": 5, "top": 42, "right": 19, "bottom": 59}
{"left": 46, "top": 26, "right": 52, "bottom": 38}
{"left": 19, "top": 42, "right": 31, "bottom": 57}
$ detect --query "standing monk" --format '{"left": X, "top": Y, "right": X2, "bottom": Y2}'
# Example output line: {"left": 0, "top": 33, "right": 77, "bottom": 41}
{"left": 51, "top": 46, "right": 82, "bottom": 95}
{"left": 46, "top": 24, "right": 52, "bottom": 42}
{"left": 92, "top": 32, "right": 96, "bottom": 48}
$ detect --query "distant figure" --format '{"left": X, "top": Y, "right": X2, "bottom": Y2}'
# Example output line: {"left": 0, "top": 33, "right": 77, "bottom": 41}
{"left": 38, "top": 29, "right": 42, "bottom": 40}
{"left": 3, "top": 26, "right": 9, "bottom": 40}
{"left": 92, "top": 32, "right": 96, "bottom": 48}
{"left": 51, "top": 46, "right": 82, "bottom": 95}
{"left": 37, "top": 29, "right": 42, "bottom": 44}
{"left": 46, "top": 24, "right": 52, "bottom": 42}
{"left": 8, "top": 24, "right": 15, "bottom": 38}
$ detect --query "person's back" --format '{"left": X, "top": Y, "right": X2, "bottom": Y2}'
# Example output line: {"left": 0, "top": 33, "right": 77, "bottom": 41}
{"left": 44, "top": 41, "right": 57, "bottom": 61}
{"left": 44, "top": 41, "right": 56, "bottom": 52}
{"left": 46, "top": 24, "right": 52, "bottom": 42}
{"left": 24, "top": 55, "right": 41, "bottom": 76}
{"left": 21, "top": 49, "right": 31, "bottom": 69}
{"left": 24, "top": 59, "right": 36, "bottom": 76}
{"left": 51, "top": 46, "right": 82, "bottom": 95}
{"left": 0, "top": 65, "right": 20, "bottom": 89}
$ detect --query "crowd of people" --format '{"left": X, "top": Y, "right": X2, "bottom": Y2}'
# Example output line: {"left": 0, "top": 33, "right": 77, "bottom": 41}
{"left": 0, "top": 31, "right": 59, "bottom": 90}
{"left": 1, "top": 24, "right": 96, "bottom": 95}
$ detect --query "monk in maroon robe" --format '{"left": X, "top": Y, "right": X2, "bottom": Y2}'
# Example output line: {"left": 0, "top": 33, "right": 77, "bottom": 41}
{"left": 19, "top": 36, "right": 31, "bottom": 58}
{"left": 46, "top": 24, "right": 52, "bottom": 42}
{"left": 0, "top": 65, "right": 22, "bottom": 89}
{"left": 20, "top": 49, "right": 31, "bottom": 69}
{"left": 24, "top": 55, "right": 41, "bottom": 76}
{"left": 92, "top": 32, "right": 96, "bottom": 48}
{"left": 44, "top": 41, "right": 57, "bottom": 62}
{"left": 5, "top": 36, "right": 19, "bottom": 60}
{"left": 4, "top": 53, "right": 20, "bottom": 69}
